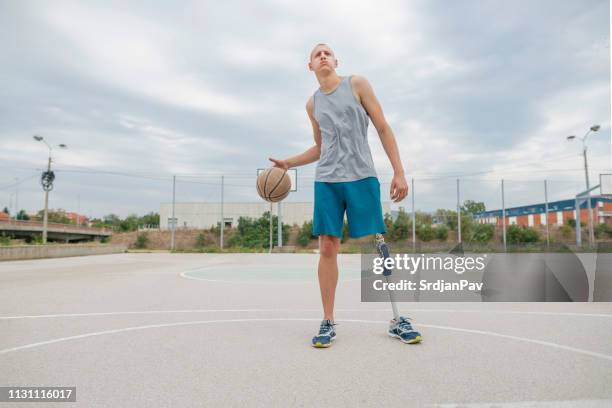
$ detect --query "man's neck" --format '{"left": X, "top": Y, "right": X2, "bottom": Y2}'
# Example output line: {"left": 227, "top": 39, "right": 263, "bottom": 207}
{"left": 316, "top": 71, "right": 342, "bottom": 93}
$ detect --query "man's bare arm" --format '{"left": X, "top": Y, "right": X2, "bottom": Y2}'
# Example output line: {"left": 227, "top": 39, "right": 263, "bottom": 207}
{"left": 269, "top": 97, "right": 321, "bottom": 169}
{"left": 352, "top": 75, "right": 408, "bottom": 202}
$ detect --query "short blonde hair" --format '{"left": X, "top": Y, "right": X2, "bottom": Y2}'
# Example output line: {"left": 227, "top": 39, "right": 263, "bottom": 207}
{"left": 310, "top": 43, "right": 334, "bottom": 61}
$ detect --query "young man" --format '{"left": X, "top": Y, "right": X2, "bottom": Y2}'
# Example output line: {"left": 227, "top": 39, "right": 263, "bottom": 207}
{"left": 269, "top": 43, "right": 422, "bottom": 347}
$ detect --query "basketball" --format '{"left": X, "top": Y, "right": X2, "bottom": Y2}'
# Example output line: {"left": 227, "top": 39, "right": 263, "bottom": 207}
{"left": 257, "top": 167, "right": 291, "bottom": 202}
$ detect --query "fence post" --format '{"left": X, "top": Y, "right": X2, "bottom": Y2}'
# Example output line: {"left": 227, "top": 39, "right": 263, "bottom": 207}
{"left": 220, "top": 175, "right": 224, "bottom": 249}
{"left": 411, "top": 178, "right": 416, "bottom": 253}
{"left": 501, "top": 179, "right": 506, "bottom": 252}
{"left": 171, "top": 175, "right": 176, "bottom": 251}
{"left": 544, "top": 180, "right": 549, "bottom": 249}
{"left": 457, "top": 179, "right": 461, "bottom": 244}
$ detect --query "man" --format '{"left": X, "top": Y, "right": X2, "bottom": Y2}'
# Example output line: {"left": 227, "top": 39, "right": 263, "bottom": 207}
{"left": 269, "top": 43, "right": 422, "bottom": 347}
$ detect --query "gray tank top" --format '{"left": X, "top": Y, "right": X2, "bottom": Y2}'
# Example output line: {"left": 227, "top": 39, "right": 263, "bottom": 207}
{"left": 314, "top": 75, "right": 378, "bottom": 182}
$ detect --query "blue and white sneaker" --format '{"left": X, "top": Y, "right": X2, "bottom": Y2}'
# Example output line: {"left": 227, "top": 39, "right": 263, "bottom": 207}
{"left": 312, "top": 319, "right": 336, "bottom": 348}
{"left": 388, "top": 317, "right": 422, "bottom": 344}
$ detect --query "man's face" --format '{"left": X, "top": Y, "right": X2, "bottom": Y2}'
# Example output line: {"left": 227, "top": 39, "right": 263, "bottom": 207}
{"left": 309, "top": 45, "right": 337, "bottom": 73}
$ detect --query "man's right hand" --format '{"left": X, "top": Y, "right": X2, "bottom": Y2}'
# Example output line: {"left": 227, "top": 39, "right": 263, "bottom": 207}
{"left": 268, "top": 157, "right": 290, "bottom": 170}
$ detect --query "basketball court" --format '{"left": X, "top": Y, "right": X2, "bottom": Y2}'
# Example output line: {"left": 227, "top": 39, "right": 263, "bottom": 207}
{"left": 1, "top": 252, "right": 611, "bottom": 407}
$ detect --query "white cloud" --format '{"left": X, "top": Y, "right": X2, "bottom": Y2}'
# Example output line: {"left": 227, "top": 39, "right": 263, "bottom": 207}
{"left": 39, "top": 3, "right": 258, "bottom": 115}
{"left": 1, "top": 0, "right": 609, "bottom": 216}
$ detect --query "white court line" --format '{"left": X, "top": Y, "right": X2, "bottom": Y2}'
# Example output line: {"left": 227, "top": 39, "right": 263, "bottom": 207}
{"left": 435, "top": 399, "right": 612, "bottom": 407}
{"left": 1, "top": 318, "right": 612, "bottom": 362}
{"left": 1, "top": 309, "right": 611, "bottom": 320}
{"left": 179, "top": 270, "right": 363, "bottom": 284}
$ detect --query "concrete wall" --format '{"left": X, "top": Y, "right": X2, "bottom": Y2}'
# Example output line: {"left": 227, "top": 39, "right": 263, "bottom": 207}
{"left": 160, "top": 202, "right": 315, "bottom": 230}
{"left": 0, "top": 244, "right": 128, "bottom": 261}
{"left": 160, "top": 201, "right": 392, "bottom": 230}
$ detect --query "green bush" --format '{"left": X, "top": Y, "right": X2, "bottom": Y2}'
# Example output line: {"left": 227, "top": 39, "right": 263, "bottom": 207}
{"left": 595, "top": 223, "right": 612, "bottom": 239}
{"left": 384, "top": 213, "right": 394, "bottom": 231}
{"left": 417, "top": 224, "right": 435, "bottom": 241}
{"left": 559, "top": 224, "right": 572, "bottom": 238}
{"left": 297, "top": 221, "right": 314, "bottom": 247}
{"left": 565, "top": 218, "right": 586, "bottom": 228}
{"left": 388, "top": 209, "right": 411, "bottom": 241}
{"left": 90, "top": 212, "right": 161, "bottom": 232}
{"left": 469, "top": 224, "right": 495, "bottom": 243}
{"left": 341, "top": 221, "right": 350, "bottom": 243}
{"left": 227, "top": 212, "right": 289, "bottom": 249}
{"left": 210, "top": 223, "right": 221, "bottom": 235}
{"left": 520, "top": 227, "right": 540, "bottom": 243}
{"left": 507, "top": 225, "right": 539, "bottom": 244}
{"left": 0, "top": 234, "right": 11, "bottom": 246}
{"left": 135, "top": 233, "right": 149, "bottom": 249}
{"left": 435, "top": 225, "right": 448, "bottom": 241}
{"left": 195, "top": 233, "right": 209, "bottom": 248}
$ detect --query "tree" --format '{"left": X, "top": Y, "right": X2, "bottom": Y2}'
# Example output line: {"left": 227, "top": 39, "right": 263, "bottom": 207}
{"left": 461, "top": 200, "right": 486, "bottom": 214}
{"left": 140, "top": 212, "right": 160, "bottom": 227}
{"left": 436, "top": 208, "right": 457, "bottom": 231}
{"left": 2, "top": 207, "right": 9, "bottom": 215}
{"left": 417, "top": 224, "right": 435, "bottom": 241}
{"left": 388, "top": 208, "right": 411, "bottom": 241}
{"left": 435, "top": 225, "right": 448, "bottom": 241}
{"left": 227, "top": 211, "right": 289, "bottom": 248}
{"left": 435, "top": 208, "right": 473, "bottom": 238}
{"left": 415, "top": 211, "right": 432, "bottom": 226}
{"left": 36, "top": 209, "right": 70, "bottom": 224}
{"left": 119, "top": 214, "right": 139, "bottom": 232}
{"left": 16, "top": 210, "right": 29, "bottom": 220}
{"left": 469, "top": 224, "right": 495, "bottom": 243}
{"left": 102, "top": 214, "right": 122, "bottom": 229}
{"left": 565, "top": 218, "right": 585, "bottom": 228}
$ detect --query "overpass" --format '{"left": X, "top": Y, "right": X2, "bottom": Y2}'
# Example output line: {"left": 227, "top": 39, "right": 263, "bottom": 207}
{"left": 0, "top": 220, "right": 112, "bottom": 243}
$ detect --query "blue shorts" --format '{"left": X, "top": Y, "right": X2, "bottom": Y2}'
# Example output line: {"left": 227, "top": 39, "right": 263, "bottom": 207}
{"left": 313, "top": 177, "right": 387, "bottom": 239}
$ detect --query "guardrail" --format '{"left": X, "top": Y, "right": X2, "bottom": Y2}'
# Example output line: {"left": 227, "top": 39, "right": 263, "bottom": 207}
{"left": 0, "top": 243, "right": 127, "bottom": 261}
{"left": 0, "top": 220, "right": 111, "bottom": 235}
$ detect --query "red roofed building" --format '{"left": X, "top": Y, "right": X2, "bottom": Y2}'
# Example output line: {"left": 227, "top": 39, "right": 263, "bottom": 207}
{"left": 66, "top": 212, "right": 89, "bottom": 225}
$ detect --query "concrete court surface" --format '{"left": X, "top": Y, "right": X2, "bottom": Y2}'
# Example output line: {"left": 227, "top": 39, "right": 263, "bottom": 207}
{"left": 1, "top": 252, "right": 611, "bottom": 408}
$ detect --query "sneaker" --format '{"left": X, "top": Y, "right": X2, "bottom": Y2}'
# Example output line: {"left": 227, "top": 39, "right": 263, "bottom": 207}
{"left": 388, "top": 316, "right": 422, "bottom": 344}
{"left": 312, "top": 319, "right": 336, "bottom": 348}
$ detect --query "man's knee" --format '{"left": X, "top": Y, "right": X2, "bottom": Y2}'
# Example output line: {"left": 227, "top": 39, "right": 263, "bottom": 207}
{"left": 319, "top": 235, "right": 340, "bottom": 257}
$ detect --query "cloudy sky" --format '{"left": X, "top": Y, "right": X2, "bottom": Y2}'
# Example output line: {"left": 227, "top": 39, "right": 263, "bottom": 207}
{"left": 0, "top": 0, "right": 610, "bottom": 218}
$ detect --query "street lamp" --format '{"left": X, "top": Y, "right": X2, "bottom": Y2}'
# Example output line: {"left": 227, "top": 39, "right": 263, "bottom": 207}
{"left": 33, "top": 135, "right": 67, "bottom": 244}
{"left": 566, "top": 124, "right": 600, "bottom": 247}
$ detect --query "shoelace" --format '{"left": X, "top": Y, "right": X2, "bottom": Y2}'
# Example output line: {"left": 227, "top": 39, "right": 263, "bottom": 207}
{"left": 318, "top": 321, "right": 335, "bottom": 335}
{"left": 397, "top": 318, "right": 414, "bottom": 333}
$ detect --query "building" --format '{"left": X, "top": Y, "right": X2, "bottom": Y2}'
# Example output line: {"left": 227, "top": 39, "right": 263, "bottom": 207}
{"left": 66, "top": 212, "right": 89, "bottom": 225}
{"left": 160, "top": 202, "right": 392, "bottom": 230}
{"left": 0, "top": 212, "right": 9, "bottom": 222}
{"left": 474, "top": 197, "right": 612, "bottom": 227}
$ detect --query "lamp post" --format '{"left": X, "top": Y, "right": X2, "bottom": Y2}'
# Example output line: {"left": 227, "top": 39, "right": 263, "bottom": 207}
{"left": 567, "top": 124, "right": 600, "bottom": 247}
{"left": 33, "top": 135, "right": 67, "bottom": 244}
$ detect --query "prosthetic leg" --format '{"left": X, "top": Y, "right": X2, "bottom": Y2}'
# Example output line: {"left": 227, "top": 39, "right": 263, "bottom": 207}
{"left": 375, "top": 233, "right": 400, "bottom": 320}
{"left": 375, "top": 233, "right": 422, "bottom": 344}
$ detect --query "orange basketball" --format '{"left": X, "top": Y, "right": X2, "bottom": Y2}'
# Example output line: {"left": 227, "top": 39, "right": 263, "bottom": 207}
{"left": 257, "top": 167, "right": 291, "bottom": 202}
